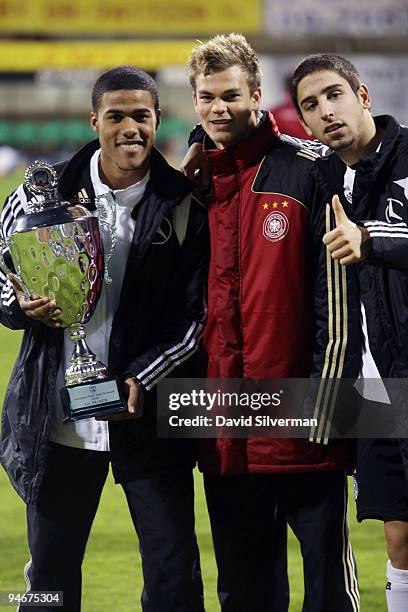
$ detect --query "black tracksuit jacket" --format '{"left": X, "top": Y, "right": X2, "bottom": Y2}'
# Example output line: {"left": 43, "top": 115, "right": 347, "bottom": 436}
{"left": 316, "top": 116, "right": 408, "bottom": 380}
{"left": 0, "top": 140, "right": 209, "bottom": 504}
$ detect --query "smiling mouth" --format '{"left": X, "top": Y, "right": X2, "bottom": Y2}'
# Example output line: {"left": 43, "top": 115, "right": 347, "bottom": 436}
{"left": 117, "top": 142, "right": 144, "bottom": 150}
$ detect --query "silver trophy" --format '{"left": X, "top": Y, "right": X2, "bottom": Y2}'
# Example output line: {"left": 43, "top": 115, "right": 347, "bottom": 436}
{"left": 0, "top": 160, "right": 126, "bottom": 421}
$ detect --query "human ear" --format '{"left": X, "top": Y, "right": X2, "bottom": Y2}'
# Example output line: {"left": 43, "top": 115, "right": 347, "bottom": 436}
{"left": 359, "top": 83, "right": 371, "bottom": 110}
{"left": 90, "top": 112, "right": 98, "bottom": 132}
{"left": 251, "top": 87, "right": 262, "bottom": 111}
{"left": 192, "top": 90, "right": 199, "bottom": 114}
{"left": 155, "top": 109, "right": 161, "bottom": 131}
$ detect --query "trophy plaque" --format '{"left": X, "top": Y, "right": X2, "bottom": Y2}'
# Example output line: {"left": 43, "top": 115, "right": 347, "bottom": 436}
{"left": 0, "top": 161, "right": 127, "bottom": 422}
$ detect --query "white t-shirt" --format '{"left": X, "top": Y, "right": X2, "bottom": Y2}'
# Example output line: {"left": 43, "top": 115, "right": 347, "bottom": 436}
{"left": 49, "top": 150, "right": 150, "bottom": 450}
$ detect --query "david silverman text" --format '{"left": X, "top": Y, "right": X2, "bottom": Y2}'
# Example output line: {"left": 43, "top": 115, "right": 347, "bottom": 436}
{"left": 168, "top": 415, "right": 318, "bottom": 427}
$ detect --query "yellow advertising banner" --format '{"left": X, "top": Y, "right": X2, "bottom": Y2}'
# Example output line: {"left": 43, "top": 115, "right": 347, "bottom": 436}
{"left": 0, "top": 40, "right": 202, "bottom": 71}
{"left": 0, "top": 0, "right": 260, "bottom": 34}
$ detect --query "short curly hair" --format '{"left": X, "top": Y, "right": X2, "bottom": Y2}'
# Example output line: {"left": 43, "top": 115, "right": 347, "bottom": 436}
{"left": 187, "top": 33, "right": 261, "bottom": 94}
{"left": 92, "top": 65, "right": 159, "bottom": 112}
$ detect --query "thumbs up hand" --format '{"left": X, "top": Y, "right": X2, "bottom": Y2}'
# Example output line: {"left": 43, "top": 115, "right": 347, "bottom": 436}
{"left": 331, "top": 194, "right": 351, "bottom": 227}
{"left": 322, "top": 195, "right": 370, "bottom": 265}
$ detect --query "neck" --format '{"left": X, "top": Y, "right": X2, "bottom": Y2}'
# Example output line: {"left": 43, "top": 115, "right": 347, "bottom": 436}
{"left": 98, "top": 158, "right": 149, "bottom": 190}
{"left": 216, "top": 114, "right": 259, "bottom": 150}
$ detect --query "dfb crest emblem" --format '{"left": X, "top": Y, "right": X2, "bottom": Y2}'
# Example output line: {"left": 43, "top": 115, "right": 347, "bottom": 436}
{"left": 263, "top": 211, "right": 289, "bottom": 242}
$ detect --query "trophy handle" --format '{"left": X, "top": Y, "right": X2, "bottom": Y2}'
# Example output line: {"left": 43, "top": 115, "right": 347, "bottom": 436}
{"left": 95, "top": 193, "right": 117, "bottom": 285}
{"left": 0, "top": 224, "right": 31, "bottom": 300}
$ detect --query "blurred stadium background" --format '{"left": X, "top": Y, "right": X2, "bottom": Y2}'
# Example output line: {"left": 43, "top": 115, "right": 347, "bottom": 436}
{"left": 1, "top": 0, "right": 407, "bottom": 609}
{"left": 0, "top": 0, "right": 407, "bottom": 173}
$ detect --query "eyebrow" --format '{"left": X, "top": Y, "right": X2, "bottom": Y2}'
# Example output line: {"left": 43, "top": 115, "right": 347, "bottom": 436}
{"left": 105, "top": 107, "right": 151, "bottom": 114}
{"left": 197, "top": 88, "right": 241, "bottom": 96}
{"left": 299, "top": 83, "right": 345, "bottom": 108}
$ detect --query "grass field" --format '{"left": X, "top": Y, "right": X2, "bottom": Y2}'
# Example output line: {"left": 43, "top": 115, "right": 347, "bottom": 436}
{"left": 0, "top": 170, "right": 388, "bottom": 611}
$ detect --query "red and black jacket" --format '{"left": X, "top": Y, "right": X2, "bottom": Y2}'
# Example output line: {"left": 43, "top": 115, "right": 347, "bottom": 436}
{"left": 195, "top": 112, "right": 360, "bottom": 474}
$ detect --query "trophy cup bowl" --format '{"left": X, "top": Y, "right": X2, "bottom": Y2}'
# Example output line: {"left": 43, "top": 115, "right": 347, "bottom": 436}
{"left": 0, "top": 161, "right": 126, "bottom": 421}
{"left": 8, "top": 207, "right": 103, "bottom": 329}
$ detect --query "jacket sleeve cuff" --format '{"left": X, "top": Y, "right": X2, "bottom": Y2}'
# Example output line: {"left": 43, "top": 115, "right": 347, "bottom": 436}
{"left": 360, "top": 221, "right": 386, "bottom": 263}
{"left": 124, "top": 321, "right": 205, "bottom": 391}
{"left": 0, "top": 280, "right": 37, "bottom": 329}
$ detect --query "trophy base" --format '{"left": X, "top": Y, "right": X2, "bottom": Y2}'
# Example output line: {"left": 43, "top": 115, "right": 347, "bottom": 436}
{"left": 61, "top": 376, "right": 127, "bottom": 422}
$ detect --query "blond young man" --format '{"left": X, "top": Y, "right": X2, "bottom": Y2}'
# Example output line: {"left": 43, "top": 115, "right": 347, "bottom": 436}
{"left": 184, "top": 34, "right": 360, "bottom": 612}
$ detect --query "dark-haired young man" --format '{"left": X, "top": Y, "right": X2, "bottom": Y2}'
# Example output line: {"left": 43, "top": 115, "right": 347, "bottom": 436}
{"left": 0, "top": 66, "right": 208, "bottom": 612}
{"left": 291, "top": 53, "right": 408, "bottom": 612}
{"left": 183, "top": 34, "right": 360, "bottom": 612}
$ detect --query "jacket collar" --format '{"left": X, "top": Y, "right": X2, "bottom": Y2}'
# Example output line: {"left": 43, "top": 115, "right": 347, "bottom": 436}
{"left": 56, "top": 138, "right": 194, "bottom": 212}
{"left": 56, "top": 139, "right": 99, "bottom": 208}
{"left": 317, "top": 115, "right": 400, "bottom": 176}
{"left": 353, "top": 115, "right": 400, "bottom": 176}
{"left": 316, "top": 115, "right": 402, "bottom": 221}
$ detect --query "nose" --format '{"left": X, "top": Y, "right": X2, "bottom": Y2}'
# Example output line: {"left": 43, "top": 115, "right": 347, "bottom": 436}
{"left": 122, "top": 116, "right": 139, "bottom": 135}
{"left": 212, "top": 98, "right": 227, "bottom": 115}
{"left": 319, "top": 100, "right": 334, "bottom": 121}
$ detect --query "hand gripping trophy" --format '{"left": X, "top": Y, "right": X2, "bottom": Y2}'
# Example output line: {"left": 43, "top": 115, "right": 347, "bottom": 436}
{"left": 0, "top": 161, "right": 127, "bottom": 421}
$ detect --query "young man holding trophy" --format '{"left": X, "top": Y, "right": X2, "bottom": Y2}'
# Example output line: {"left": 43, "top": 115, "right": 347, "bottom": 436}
{"left": 0, "top": 66, "right": 208, "bottom": 612}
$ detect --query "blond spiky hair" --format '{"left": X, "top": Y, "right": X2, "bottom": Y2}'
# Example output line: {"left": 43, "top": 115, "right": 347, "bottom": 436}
{"left": 187, "top": 33, "right": 261, "bottom": 94}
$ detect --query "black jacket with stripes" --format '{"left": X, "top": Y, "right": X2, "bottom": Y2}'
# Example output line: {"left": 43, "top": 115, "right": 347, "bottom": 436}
{"left": 316, "top": 115, "right": 408, "bottom": 380}
{"left": 0, "top": 139, "right": 209, "bottom": 504}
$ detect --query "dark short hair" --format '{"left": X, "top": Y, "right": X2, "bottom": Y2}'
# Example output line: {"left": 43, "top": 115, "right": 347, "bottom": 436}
{"left": 91, "top": 65, "right": 159, "bottom": 112}
{"left": 289, "top": 54, "right": 361, "bottom": 114}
